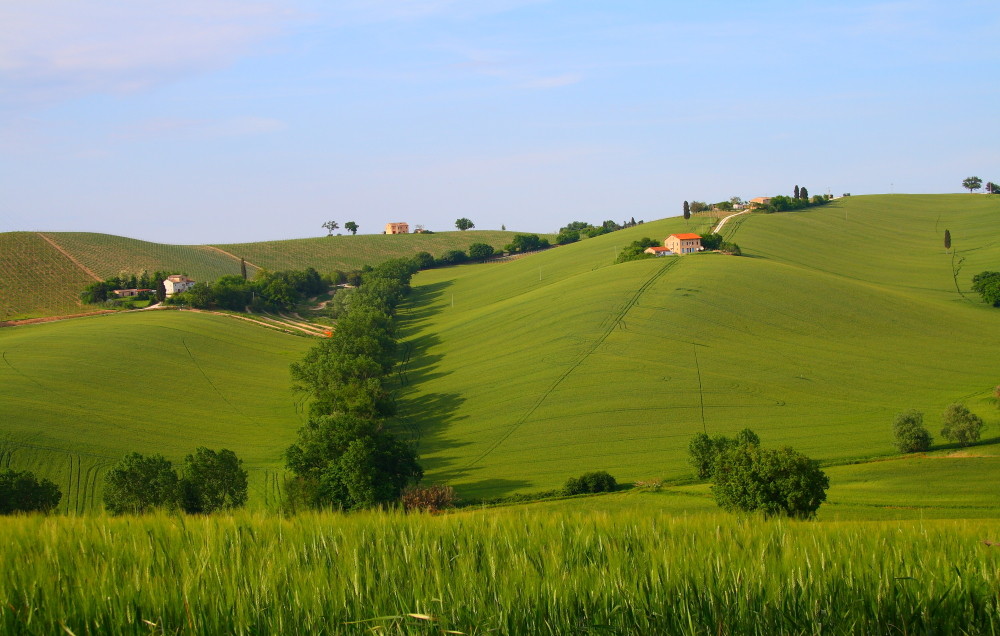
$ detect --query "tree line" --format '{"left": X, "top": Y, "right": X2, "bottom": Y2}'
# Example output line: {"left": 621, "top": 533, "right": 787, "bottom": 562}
{"left": 80, "top": 270, "right": 173, "bottom": 304}
{"left": 166, "top": 267, "right": 327, "bottom": 312}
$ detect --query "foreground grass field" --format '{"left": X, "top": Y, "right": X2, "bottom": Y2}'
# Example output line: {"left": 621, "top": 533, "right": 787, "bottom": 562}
{"left": 0, "top": 311, "right": 312, "bottom": 511}
{"left": 395, "top": 195, "right": 1000, "bottom": 498}
{"left": 2, "top": 510, "right": 998, "bottom": 634}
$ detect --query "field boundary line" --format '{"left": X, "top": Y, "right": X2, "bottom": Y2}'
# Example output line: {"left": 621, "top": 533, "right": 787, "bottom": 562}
{"left": 36, "top": 232, "right": 101, "bottom": 281}
{"left": 201, "top": 245, "right": 262, "bottom": 271}
{"left": 466, "top": 258, "right": 682, "bottom": 468}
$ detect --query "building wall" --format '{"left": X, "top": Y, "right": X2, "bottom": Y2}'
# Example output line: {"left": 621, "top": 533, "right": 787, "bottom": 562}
{"left": 664, "top": 236, "right": 702, "bottom": 254}
{"left": 385, "top": 223, "right": 409, "bottom": 234}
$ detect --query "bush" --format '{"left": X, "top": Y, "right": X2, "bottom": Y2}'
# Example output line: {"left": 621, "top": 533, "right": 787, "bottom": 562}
{"left": 103, "top": 453, "right": 179, "bottom": 515}
{"left": 556, "top": 229, "right": 580, "bottom": 245}
{"left": 468, "top": 243, "right": 495, "bottom": 261}
{"left": 437, "top": 249, "right": 469, "bottom": 266}
{"left": 564, "top": 471, "right": 617, "bottom": 495}
{"left": 712, "top": 445, "right": 829, "bottom": 519}
{"left": 0, "top": 469, "right": 62, "bottom": 514}
{"left": 940, "top": 403, "right": 984, "bottom": 446}
{"left": 972, "top": 271, "right": 1000, "bottom": 307}
{"left": 401, "top": 485, "right": 458, "bottom": 513}
{"left": 892, "top": 410, "right": 932, "bottom": 453}
{"left": 412, "top": 252, "right": 436, "bottom": 270}
{"left": 700, "top": 233, "right": 723, "bottom": 250}
{"left": 688, "top": 429, "right": 759, "bottom": 479}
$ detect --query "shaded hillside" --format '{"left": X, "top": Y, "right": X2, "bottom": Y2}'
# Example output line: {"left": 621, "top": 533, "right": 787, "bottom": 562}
{"left": 393, "top": 195, "right": 1000, "bottom": 498}
{"left": 0, "top": 233, "right": 96, "bottom": 320}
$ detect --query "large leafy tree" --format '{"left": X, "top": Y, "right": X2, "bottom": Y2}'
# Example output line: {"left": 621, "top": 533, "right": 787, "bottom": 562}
{"left": 103, "top": 453, "right": 179, "bottom": 515}
{"left": 712, "top": 444, "right": 828, "bottom": 519}
{"left": 962, "top": 176, "right": 982, "bottom": 192}
{"left": 455, "top": 218, "right": 475, "bottom": 231}
{"left": 179, "top": 448, "right": 248, "bottom": 514}
{"left": 344, "top": 221, "right": 359, "bottom": 235}
{"left": 0, "top": 469, "right": 62, "bottom": 514}
{"left": 940, "top": 404, "right": 983, "bottom": 446}
{"left": 468, "top": 243, "right": 495, "bottom": 261}
{"left": 322, "top": 220, "right": 340, "bottom": 235}
{"left": 972, "top": 271, "right": 1000, "bottom": 306}
{"left": 892, "top": 410, "right": 932, "bottom": 453}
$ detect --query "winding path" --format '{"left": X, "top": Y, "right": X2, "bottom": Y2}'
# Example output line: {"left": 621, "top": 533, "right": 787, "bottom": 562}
{"left": 711, "top": 209, "right": 752, "bottom": 234}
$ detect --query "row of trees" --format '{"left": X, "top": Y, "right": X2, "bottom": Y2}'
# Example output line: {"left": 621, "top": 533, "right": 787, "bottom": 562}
{"left": 285, "top": 258, "right": 423, "bottom": 510}
{"left": 962, "top": 177, "right": 998, "bottom": 193}
{"left": 322, "top": 221, "right": 359, "bottom": 236}
{"left": 102, "top": 448, "right": 248, "bottom": 515}
{"left": 893, "top": 404, "right": 986, "bottom": 452}
{"left": 683, "top": 198, "right": 745, "bottom": 219}
{"left": 688, "top": 429, "right": 829, "bottom": 519}
{"left": 80, "top": 270, "right": 174, "bottom": 304}
{"left": 557, "top": 219, "right": 641, "bottom": 244}
{"left": 168, "top": 267, "right": 327, "bottom": 312}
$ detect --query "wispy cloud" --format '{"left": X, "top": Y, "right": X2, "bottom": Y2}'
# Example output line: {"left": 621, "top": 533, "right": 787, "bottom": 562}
{"left": 0, "top": 0, "right": 297, "bottom": 107}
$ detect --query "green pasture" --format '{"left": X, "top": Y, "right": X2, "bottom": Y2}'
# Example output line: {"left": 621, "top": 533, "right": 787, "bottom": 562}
{"left": 395, "top": 195, "right": 1000, "bottom": 498}
{"left": 0, "top": 233, "right": 96, "bottom": 321}
{"left": 0, "top": 311, "right": 312, "bottom": 512}
{"left": 2, "top": 509, "right": 999, "bottom": 634}
{"left": 214, "top": 229, "right": 554, "bottom": 273}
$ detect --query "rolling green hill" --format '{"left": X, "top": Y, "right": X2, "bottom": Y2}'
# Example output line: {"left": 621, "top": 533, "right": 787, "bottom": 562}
{"left": 393, "top": 194, "right": 1000, "bottom": 498}
{"left": 0, "top": 311, "right": 312, "bottom": 512}
{"left": 0, "top": 229, "right": 552, "bottom": 320}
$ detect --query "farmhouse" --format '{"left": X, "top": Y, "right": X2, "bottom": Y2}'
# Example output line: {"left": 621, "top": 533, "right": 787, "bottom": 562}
{"left": 749, "top": 197, "right": 772, "bottom": 207}
{"left": 163, "top": 275, "right": 195, "bottom": 297}
{"left": 113, "top": 288, "right": 153, "bottom": 298}
{"left": 643, "top": 247, "right": 677, "bottom": 257}
{"left": 385, "top": 222, "right": 409, "bottom": 234}
{"left": 665, "top": 233, "right": 703, "bottom": 254}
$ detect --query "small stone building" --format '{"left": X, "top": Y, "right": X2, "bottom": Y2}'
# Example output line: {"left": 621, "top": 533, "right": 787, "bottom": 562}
{"left": 385, "top": 222, "right": 409, "bottom": 234}
{"left": 643, "top": 247, "right": 676, "bottom": 257}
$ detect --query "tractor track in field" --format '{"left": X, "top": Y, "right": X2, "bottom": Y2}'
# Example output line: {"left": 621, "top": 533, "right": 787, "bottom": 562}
{"left": 181, "top": 338, "right": 262, "bottom": 427}
{"left": 465, "top": 258, "right": 682, "bottom": 468}
{"left": 36, "top": 232, "right": 102, "bottom": 281}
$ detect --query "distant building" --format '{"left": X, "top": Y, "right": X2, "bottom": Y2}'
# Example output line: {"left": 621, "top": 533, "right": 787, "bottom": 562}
{"left": 643, "top": 247, "right": 676, "bottom": 257}
{"left": 164, "top": 275, "right": 195, "bottom": 297}
{"left": 113, "top": 288, "right": 153, "bottom": 298}
{"left": 665, "top": 233, "right": 703, "bottom": 254}
{"left": 385, "top": 222, "right": 409, "bottom": 234}
{"left": 749, "top": 197, "right": 772, "bottom": 207}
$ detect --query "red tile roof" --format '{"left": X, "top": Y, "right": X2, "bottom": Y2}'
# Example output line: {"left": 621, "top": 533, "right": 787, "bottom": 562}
{"left": 670, "top": 233, "right": 702, "bottom": 240}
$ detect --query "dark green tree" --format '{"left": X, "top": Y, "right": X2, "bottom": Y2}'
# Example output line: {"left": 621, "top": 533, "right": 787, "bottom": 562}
{"left": 892, "top": 410, "right": 932, "bottom": 453}
{"left": 344, "top": 221, "right": 359, "bottom": 235}
{"left": 712, "top": 445, "right": 828, "bottom": 519}
{"left": 505, "top": 234, "right": 549, "bottom": 253}
{"left": 793, "top": 185, "right": 800, "bottom": 199}
{"left": 468, "top": 243, "right": 495, "bottom": 261}
{"left": 556, "top": 229, "right": 580, "bottom": 244}
{"left": 940, "top": 403, "right": 984, "bottom": 446}
{"left": 564, "top": 471, "right": 617, "bottom": 495}
{"left": 103, "top": 453, "right": 179, "bottom": 515}
{"left": 437, "top": 249, "right": 469, "bottom": 266}
{"left": 986, "top": 181, "right": 998, "bottom": 194}
{"left": 944, "top": 229, "right": 951, "bottom": 251}
{"left": 412, "top": 251, "right": 436, "bottom": 270}
{"left": 688, "top": 429, "right": 760, "bottom": 480}
{"left": 700, "top": 233, "right": 723, "bottom": 250}
{"left": 972, "top": 271, "right": 1000, "bottom": 306}
{"left": 0, "top": 469, "right": 62, "bottom": 514}
{"left": 683, "top": 201, "right": 690, "bottom": 220}
{"left": 800, "top": 186, "right": 809, "bottom": 200}
{"left": 178, "top": 448, "right": 248, "bottom": 514}
{"left": 963, "top": 176, "right": 983, "bottom": 192}
{"left": 455, "top": 218, "right": 475, "bottom": 231}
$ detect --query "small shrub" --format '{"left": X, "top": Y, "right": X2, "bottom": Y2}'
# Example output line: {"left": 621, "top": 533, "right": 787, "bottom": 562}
{"left": 564, "top": 471, "right": 617, "bottom": 495}
{"left": 940, "top": 403, "right": 984, "bottom": 446}
{"left": 892, "top": 409, "right": 932, "bottom": 453}
{"left": 633, "top": 479, "right": 663, "bottom": 491}
{"left": 401, "top": 485, "right": 458, "bottom": 513}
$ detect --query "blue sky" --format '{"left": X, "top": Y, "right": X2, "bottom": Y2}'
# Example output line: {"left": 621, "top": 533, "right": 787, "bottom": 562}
{"left": 1, "top": 0, "right": 997, "bottom": 243}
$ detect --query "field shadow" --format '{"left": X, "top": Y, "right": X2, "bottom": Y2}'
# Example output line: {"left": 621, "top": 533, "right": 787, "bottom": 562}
{"left": 396, "top": 279, "right": 453, "bottom": 340}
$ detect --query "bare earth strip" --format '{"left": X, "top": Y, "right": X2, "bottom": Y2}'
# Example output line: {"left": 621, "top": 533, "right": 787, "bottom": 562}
{"left": 36, "top": 233, "right": 101, "bottom": 281}
{"left": 199, "top": 245, "right": 262, "bottom": 272}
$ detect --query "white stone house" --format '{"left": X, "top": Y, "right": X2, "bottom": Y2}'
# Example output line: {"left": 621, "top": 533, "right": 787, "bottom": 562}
{"left": 164, "top": 275, "right": 195, "bottom": 297}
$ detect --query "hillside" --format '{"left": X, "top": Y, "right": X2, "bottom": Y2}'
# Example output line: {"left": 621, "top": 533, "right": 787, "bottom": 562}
{"left": 0, "top": 229, "right": 552, "bottom": 320}
{"left": 0, "top": 311, "right": 312, "bottom": 512}
{"left": 393, "top": 194, "right": 1000, "bottom": 498}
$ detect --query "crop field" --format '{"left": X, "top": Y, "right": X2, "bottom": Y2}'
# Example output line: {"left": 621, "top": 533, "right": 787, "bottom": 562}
{"left": 2, "top": 509, "right": 999, "bottom": 634}
{"left": 0, "top": 311, "right": 312, "bottom": 511}
{"left": 214, "top": 229, "right": 554, "bottom": 273}
{"left": 43, "top": 232, "right": 246, "bottom": 282}
{"left": 394, "top": 195, "right": 1000, "bottom": 498}
{"left": 0, "top": 233, "right": 97, "bottom": 321}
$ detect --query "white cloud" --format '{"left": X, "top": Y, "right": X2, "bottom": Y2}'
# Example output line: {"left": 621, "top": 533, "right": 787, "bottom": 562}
{"left": 0, "top": 0, "right": 297, "bottom": 107}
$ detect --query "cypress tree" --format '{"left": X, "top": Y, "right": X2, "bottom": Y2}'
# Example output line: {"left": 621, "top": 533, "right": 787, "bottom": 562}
{"left": 944, "top": 229, "right": 951, "bottom": 251}
{"left": 683, "top": 201, "right": 690, "bottom": 220}
{"left": 800, "top": 186, "right": 809, "bottom": 200}
{"left": 793, "top": 185, "right": 800, "bottom": 199}
{"left": 241, "top": 258, "right": 247, "bottom": 280}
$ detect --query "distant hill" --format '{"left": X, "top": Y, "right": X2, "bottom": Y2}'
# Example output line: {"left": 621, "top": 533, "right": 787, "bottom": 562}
{"left": 0, "top": 229, "right": 552, "bottom": 320}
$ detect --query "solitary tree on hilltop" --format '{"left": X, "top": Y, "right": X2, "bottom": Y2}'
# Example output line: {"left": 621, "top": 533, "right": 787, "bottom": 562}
{"left": 455, "top": 218, "right": 475, "bottom": 231}
{"left": 322, "top": 221, "right": 339, "bottom": 236}
{"left": 683, "top": 200, "right": 690, "bottom": 220}
{"left": 944, "top": 229, "right": 951, "bottom": 252}
{"left": 793, "top": 185, "right": 800, "bottom": 199}
{"left": 344, "top": 221, "right": 359, "bottom": 235}
{"left": 963, "top": 176, "right": 982, "bottom": 192}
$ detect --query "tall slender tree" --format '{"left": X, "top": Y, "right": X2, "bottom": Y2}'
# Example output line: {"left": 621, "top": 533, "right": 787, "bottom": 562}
{"left": 240, "top": 258, "right": 247, "bottom": 281}
{"left": 944, "top": 229, "right": 952, "bottom": 252}
{"left": 800, "top": 186, "right": 809, "bottom": 200}
{"left": 683, "top": 201, "right": 690, "bottom": 220}
{"left": 793, "top": 185, "right": 800, "bottom": 199}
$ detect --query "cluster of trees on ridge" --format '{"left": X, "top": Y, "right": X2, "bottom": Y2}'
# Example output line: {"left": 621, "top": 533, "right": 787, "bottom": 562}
{"left": 892, "top": 403, "right": 987, "bottom": 453}
{"left": 166, "top": 267, "right": 326, "bottom": 312}
{"left": 555, "top": 219, "right": 643, "bottom": 245}
{"left": 322, "top": 220, "right": 360, "bottom": 236}
{"left": 962, "top": 176, "right": 998, "bottom": 193}
{"left": 80, "top": 270, "right": 174, "bottom": 305}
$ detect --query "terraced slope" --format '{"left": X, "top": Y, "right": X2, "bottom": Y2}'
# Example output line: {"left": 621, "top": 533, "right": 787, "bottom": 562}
{"left": 213, "top": 230, "right": 552, "bottom": 273}
{"left": 394, "top": 195, "right": 1000, "bottom": 498}
{"left": 0, "top": 311, "right": 312, "bottom": 512}
{"left": 0, "top": 233, "right": 96, "bottom": 321}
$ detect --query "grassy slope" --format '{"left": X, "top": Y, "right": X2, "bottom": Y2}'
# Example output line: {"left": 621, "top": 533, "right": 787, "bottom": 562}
{"left": 0, "top": 311, "right": 312, "bottom": 512}
{"left": 213, "top": 230, "right": 553, "bottom": 272}
{"left": 395, "top": 195, "right": 1000, "bottom": 499}
{"left": 0, "top": 233, "right": 96, "bottom": 320}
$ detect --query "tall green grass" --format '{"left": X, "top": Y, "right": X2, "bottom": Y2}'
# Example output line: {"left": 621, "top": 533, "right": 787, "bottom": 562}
{"left": 2, "top": 510, "right": 998, "bottom": 634}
